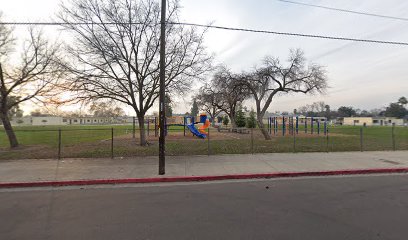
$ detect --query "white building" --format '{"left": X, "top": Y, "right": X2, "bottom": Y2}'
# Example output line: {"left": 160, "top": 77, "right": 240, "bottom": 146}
{"left": 343, "top": 117, "right": 404, "bottom": 126}
{"left": 31, "top": 116, "right": 66, "bottom": 125}
{"left": 7, "top": 116, "right": 128, "bottom": 126}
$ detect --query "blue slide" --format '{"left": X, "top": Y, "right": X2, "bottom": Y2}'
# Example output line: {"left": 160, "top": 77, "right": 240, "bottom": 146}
{"left": 187, "top": 124, "right": 207, "bottom": 139}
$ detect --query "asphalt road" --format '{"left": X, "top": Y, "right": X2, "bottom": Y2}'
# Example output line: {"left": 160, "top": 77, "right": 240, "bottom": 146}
{"left": 1, "top": 174, "right": 408, "bottom": 240}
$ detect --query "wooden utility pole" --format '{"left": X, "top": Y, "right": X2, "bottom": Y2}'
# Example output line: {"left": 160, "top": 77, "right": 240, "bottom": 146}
{"left": 158, "top": 0, "right": 166, "bottom": 175}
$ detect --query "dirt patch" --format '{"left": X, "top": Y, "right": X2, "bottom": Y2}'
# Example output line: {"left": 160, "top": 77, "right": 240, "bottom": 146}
{"left": 0, "top": 145, "right": 58, "bottom": 160}
{"left": 0, "top": 144, "right": 50, "bottom": 153}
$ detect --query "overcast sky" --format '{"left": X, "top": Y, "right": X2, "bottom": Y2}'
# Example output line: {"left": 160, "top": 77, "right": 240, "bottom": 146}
{"left": 1, "top": 0, "right": 408, "bottom": 115}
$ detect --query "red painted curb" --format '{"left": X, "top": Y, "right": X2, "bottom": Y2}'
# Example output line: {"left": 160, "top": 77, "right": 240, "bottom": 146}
{"left": 1, "top": 168, "right": 408, "bottom": 188}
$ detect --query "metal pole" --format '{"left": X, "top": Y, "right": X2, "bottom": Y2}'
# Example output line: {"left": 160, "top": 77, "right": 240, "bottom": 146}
{"left": 272, "top": 117, "right": 274, "bottom": 135}
{"left": 207, "top": 127, "right": 210, "bottom": 156}
{"left": 147, "top": 119, "right": 150, "bottom": 136}
{"left": 111, "top": 128, "right": 114, "bottom": 159}
{"left": 296, "top": 117, "right": 299, "bottom": 134}
{"left": 289, "top": 118, "right": 292, "bottom": 135}
{"left": 158, "top": 0, "right": 166, "bottom": 175}
{"left": 292, "top": 117, "right": 294, "bottom": 135}
{"left": 273, "top": 117, "right": 275, "bottom": 135}
{"left": 360, "top": 127, "right": 363, "bottom": 152}
{"left": 305, "top": 118, "right": 307, "bottom": 133}
{"left": 251, "top": 128, "right": 254, "bottom": 154}
{"left": 272, "top": 117, "right": 275, "bottom": 135}
{"left": 282, "top": 117, "right": 285, "bottom": 136}
{"left": 311, "top": 117, "right": 314, "bottom": 135}
{"left": 132, "top": 117, "right": 135, "bottom": 139}
{"left": 184, "top": 117, "right": 186, "bottom": 136}
{"left": 155, "top": 117, "right": 158, "bottom": 137}
{"left": 392, "top": 123, "right": 396, "bottom": 151}
{"left": 293, "top": 127, "right": 296, "bottom": 153}
{"left": 58, "top": 128, "right": 62, "bottom": 160}
{"left": 326, "top": 127, "right": 329, "bottom": 153}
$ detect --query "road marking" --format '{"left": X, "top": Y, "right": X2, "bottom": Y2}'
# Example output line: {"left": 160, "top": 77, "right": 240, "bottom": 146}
{"left": 1, "top": 172, "right": 407, "bottom": 193}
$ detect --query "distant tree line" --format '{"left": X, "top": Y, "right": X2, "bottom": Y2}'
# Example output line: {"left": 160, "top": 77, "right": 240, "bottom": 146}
{"left": 294, "top": 97, "right": 407, "bottom": 119}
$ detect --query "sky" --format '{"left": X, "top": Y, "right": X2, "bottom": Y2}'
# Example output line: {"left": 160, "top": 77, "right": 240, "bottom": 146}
{"left": 1, "top": 0, "right": 408, "bottom": 115}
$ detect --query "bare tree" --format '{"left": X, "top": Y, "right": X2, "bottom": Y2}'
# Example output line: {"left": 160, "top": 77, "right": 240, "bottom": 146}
{"left": 0, "top": 13, "right": 15, "bottom": 59}
{"left": 206, "top": 66, "right": 249, "bottom": 128}
{"left": 59, "top": 0, "right": 212, "bottom": 145}
{"left": 195, "top": 84, "right": 222, "bottom": 125}
{"left": 89, "top": 102, "right": 125, "bottom": 117}
{"left": 239, "top": 49, "right": 328, "bottom": 140}
{"left": 297, "top": 101, "right": 328, "bottom": 116}
{"left": 0, "top": 21, "right": 63, "bottom": 148}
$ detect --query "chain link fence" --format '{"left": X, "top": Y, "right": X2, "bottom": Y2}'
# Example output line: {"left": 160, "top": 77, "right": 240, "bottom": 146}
{"left": 0, "top": 125, "right": 407, "bottom": 160}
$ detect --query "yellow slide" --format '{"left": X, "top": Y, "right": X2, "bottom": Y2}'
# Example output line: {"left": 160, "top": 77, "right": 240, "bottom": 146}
{"left": 199, "top": 119, "right": 210, "bottom": 134}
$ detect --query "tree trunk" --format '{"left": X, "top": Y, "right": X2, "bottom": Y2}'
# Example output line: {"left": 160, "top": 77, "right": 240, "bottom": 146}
{"left": 210, "top": 112, "right": 215, "bottom": 127}
{"left": 257, "top": 114, "right": 271, "bottom": 140}
{"left": 229, "top": 114, "right": 237, "bottom": 128}
{"left": 0, "top": 111, "right": 19, "bottom": 148}
{"left": 137, "top": 115, "right": 147, "bottom": 146}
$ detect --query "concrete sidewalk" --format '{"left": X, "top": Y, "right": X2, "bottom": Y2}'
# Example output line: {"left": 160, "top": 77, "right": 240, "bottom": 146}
{"left": 0, "top": 151, "right": 407, "bottom": 186}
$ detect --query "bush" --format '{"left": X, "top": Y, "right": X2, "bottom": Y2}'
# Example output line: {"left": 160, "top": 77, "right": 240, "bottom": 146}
{"left": 222, "top": 116, "right": 229, "bottom": 126}
{"left": 246, "top": 109, "right": 257, "bottom": 128}
{"left": 235, "top": 107, "right": 246, "bottom": 127}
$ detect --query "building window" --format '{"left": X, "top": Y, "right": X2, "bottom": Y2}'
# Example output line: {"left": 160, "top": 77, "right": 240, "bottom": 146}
{"left": 74, "top": 119, "right": 78, "bottom": 123}
{"left": 63, "top": 119, "right": 67, "bottom": 123}
{"left": 87, "top": 119, "right": 90, "bottom": 122}
{"left": 373, "top": 120, "right": 378, "bottom": 123}
{"left": 354, "top": 120, "right": 359, "bottom": 123}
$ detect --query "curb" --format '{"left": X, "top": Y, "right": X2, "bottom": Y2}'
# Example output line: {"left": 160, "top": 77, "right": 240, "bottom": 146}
{"left": 1, "top": 168, "right": 408, "bottom": 188}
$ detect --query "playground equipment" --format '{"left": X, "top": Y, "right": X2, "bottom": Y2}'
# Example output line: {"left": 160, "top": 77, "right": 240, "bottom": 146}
{"left": 184, "top": 114, "right": 210, "bottom": 139}
{"left": 133, "top": 115, "right": 211, "bottom": 139}
{"left": 267, "top": 116, "right": 328, "bottom": 136}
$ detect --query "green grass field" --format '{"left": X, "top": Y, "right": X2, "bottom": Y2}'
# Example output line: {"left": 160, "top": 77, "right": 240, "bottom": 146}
{"left": 0, "top": 125, "right": 407, "bottom": 159}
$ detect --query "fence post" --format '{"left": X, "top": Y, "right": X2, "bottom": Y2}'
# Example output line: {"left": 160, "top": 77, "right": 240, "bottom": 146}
{"left": 282, "top": 117, "right": 286, "bottom": 136}
{"left": 293, "top": 128, "right": 296, "bottom": 153}
{"left": 311, "top": 117, "right": 314, "bottom": 135}
{"left": 155, "top": 117, "right": 158, "bottom": 137}
{"left": 326, "top": 128, "right": 329, "bottom": 153}
{"left": 296, "top": 117, "right": 299, "bottom": 134}
{"left": 111, "top": 128, "right": 114, "bottom": 159}
{"left": 183, "top": 117, "right": 186, "bottom": 136}
{"left": 147, "top": 120, "right": 150, "bottom": 136}
{"left": 207, "top": 127, "right": 210, "bottom": 156}
{"left": 305, "top": 118, "right": 307, "bottom": 133}
{"left": 58, "top": 128, "right": 62, "bottom": 160}
{"left": 392, "top": 123, "right": 396, "bottom": 151}
{"left": 132, "top": 117, "right": 136, "bottom": 139}
{"left": 360, "top": 127, "right": 363, "bottom": 152}
{"left": 251, "top": 128, "right": 254, "bottom": 154}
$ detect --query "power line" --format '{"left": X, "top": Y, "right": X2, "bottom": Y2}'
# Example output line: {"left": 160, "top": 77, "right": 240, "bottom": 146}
{"left": 169, "top": 22, "right": 408, "bottom": 46}
{"left": 0, "top": 22, "right": 144, "bottom": 26}
{"left": 1, "top": 21, "right": 408, "bottom": 46}
{"left": 277, "top": 0, "right": 408, "bottom": 22}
